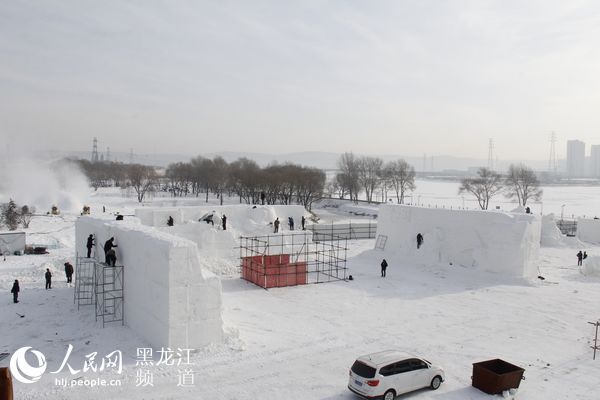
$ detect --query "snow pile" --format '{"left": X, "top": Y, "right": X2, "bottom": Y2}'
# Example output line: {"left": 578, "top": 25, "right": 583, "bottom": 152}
{"left": 376, "top": 205, "right": 541, "bottom": 278}
{"left": 582, "top": 256, "right": 600, "bottom": 276}
{"left": 577, "top": 218, "right": 600, "bottom": 244}
{"left": 0, "top": 157, "right": 89, "bottom": 212}
{"left": 76, "top": 216, "right": 223, "bottom": 349}
{"left": 0, "top": 231, "right": 26, "bottom": 254}
{"left": 541, "top": 214, "right": 565, "bottom": 247}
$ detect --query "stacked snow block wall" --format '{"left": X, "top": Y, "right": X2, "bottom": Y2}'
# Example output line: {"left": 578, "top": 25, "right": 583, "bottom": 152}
{"left": 242, "top": 254, "right": 307, "bottom": 288}
{"left": 136, "top": 204, "right": 306, "bottom": 233}
{"left": 376, "top": 205, "right": 541, "bottom": 278}
{"left": 577, "top": 218, "right": 600, "bottom": 244}
{"left": 75, "top": 216, "right": 223, "bottom": 349}
{"left": 0, "top": 231, "right": 26, "bottom": 254}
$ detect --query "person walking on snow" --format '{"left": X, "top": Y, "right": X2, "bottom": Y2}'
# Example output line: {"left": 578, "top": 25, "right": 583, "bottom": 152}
{"left": 86, "top": 234, "right": 95, "bottom": 258}
{"left": 301, "top": 216, "right": 306, "bottom": 230}
{"left": 11, "top": 280, "right": 19, "bottom": 303}
{"left": 417, "top": 233, "right": 424, "bottom": 249}
{"left": 381, "top": 259, "right": 388, "bottom": 277}
{"left": 288, "top": 217, "right": 294, "bottom": 231}
{"left": 104, "top": 237, "right": 118, "bottom": 264}
{"left": 45, "top": 268, "right": 52, "bottom": 289}
{"left": 222, "top": 214, "right": 227, "bottom": 231}
{"left": 577, "top": 250, "right": 583, "bottom": 266}
{"left": 274, "top": 218, "right": 280, "bottom": 233}
{"left": 64, "top": 262, "right": 74, "bottom": 284}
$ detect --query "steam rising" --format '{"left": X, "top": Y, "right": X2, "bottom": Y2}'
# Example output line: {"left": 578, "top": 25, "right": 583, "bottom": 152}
{"left": 0, "top": 157, "right": 90, "bottom": 213}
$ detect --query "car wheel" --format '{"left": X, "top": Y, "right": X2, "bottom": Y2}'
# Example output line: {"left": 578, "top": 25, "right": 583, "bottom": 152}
{"left": 430, "top": 375, "right": 442, "bottom": 390}
{"left": 383, "top": 389, "right": 396, "bottom": 400}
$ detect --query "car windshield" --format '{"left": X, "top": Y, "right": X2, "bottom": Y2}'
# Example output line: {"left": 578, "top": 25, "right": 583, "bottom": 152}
{"left": 351, "top": 361, "right": 376, "bottom": 378}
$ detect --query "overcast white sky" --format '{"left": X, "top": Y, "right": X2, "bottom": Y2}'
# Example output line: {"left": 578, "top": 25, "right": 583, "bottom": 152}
{"left": 1, "top": 0, "right": 600, "bottom": 160}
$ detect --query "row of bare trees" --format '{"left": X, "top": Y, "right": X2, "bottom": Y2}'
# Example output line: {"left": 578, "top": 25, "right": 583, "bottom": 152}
{"left": 74, "top": 157, "right": 326, "bottom": 208}
{"left": 332, "top": 152, "right": 416, "bottom": 203}
{"left": 165, "top": 157, "right": 326, "bottom": 209}
{"left": 459, "top": 164, "right": 543, "bottom": 210}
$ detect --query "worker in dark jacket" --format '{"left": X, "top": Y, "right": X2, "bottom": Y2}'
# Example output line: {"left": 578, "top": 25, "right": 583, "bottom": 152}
{"left": 417, "top": 233, "right": 424, "bottom": 249}
{"left": 381, "top": 259, "right": 388, "bottom": 277}
{"left": 222, "top": 214, "right": 227, "bottom": 230}
{"left": 45, "top": 268, "right": 52, "bottom": 289}
{"left": 577, "top": 251, "right": 583, "bottom": 266}
{"left": 104, "top": 238, "right": 117, "bottom": 264}
{"left": 106, "top": 249, "right": 117, "bottom": 266}
{"left": 167, "top": 216, "right": 174, "bottom": 226}
{"left": 301, "top": 216, "right": 306, "bottom": 230}
{"left": 274, "top": 218, "right": 280, "bottom": 233}
{"left": 86, "top": 234, "right": 94, "bottom": 258}
{"left": 11, "top": 280, "right": 19, "bottom": 303}
{"left": 64, "top": 262, "right": 74, "bottom": 283}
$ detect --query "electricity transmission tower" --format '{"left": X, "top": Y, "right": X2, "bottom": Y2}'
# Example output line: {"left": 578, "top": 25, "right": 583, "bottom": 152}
{"left": 91, "top": 137, "right": 99, "bottom": 162}
{"left": 487, "top": 138, "right": 494, "bottom": 170}
{"left": 549, "top": 132, "right": 557, "bottom": 173}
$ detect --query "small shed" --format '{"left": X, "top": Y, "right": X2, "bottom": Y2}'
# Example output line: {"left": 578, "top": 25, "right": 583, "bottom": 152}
{"left": 0, "top": 232, "right": 26, "bottom": 254}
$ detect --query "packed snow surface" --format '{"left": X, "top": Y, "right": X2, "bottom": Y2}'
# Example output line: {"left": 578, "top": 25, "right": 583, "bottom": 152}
{"left": 1, "top": 189, "right": 600, "bottom": 400}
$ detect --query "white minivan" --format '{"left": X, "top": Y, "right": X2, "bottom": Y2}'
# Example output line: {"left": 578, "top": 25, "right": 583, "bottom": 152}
{"left": 348, "top": 350, "right": 444, "bottom": 400}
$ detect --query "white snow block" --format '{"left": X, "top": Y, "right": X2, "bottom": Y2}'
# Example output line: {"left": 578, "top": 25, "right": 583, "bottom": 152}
{"left": 0, "top": 231, "right": 26, "bottom": 254}
{"left": 75, "top": 216, "right": 224, "bottom": 349}
{"left": 376, "top": 205, "right": 541, "bottom": 278}
{"left": 583, "top": 256, "right": 600, "bottom": 276}
{"left": 577, "top": 218, "right": 600, "bottom": 244}
{"left": 541, "top": 214, "right": 564, "bottom": 247}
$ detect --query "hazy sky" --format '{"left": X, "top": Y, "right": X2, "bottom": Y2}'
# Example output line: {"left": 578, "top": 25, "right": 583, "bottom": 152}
{"left": 1, "top": 0, "right": 600, "bottom": 160}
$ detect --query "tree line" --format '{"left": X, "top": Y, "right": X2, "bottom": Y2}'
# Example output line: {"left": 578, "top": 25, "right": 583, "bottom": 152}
{"left": 73, "top": 157, "right": 326, "bottom": 209}
{"left": 331, "top": 152, "right": 417, "bottom": 204}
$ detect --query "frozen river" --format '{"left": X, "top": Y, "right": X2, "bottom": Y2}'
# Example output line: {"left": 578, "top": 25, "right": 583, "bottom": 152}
{"left": 396, "top": 179, "right": 600, "bottom": 219}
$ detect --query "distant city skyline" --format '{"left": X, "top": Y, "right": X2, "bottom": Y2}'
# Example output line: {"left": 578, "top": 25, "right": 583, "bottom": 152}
{"left": 1, "top": 1, "right": 600, "bottom": 159}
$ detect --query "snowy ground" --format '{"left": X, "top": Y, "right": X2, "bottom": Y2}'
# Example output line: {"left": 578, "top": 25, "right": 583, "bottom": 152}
{"left": 2, "top": 189, "right": 600, "bottom": 399}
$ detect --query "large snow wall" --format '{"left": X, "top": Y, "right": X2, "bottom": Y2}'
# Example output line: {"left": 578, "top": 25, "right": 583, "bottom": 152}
{"left": 75, "top": 216, "right": 223, "bottom": 349}
{"left": 577, "top": 218, "right": 600, "bottom": 244}
{"left": 376, "top": 205, "right": 541, "bottom": 278}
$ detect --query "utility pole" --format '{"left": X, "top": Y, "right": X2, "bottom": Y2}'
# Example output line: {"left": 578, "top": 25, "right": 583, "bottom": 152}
{"left": 589, "top": 320, "right": 600, "bottom": 360}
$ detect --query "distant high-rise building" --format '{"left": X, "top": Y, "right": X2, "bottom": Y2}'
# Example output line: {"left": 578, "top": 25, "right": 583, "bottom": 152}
{"left": 566, "top": 140, "right": 585, "bottom": 177}
{"left": 591, "top": 145, "right": 600, "bottom": 178}
{"left": 91, "top": 137, "right": 99, "bottom": 162}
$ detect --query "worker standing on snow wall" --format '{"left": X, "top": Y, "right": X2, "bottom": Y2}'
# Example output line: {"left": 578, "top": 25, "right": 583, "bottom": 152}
{"left": 417, "top": 233, "right": 424, "bottom": 249}
{"left": 222, "top": 214, "right": 227, "bottom": 230}
{"left": 274, "top": 218, "right": 280, "bottom": 233}
{"left": 301, "top": 216, "right": 306, "bottom": 230}
{"left": 577, "top": 250, "right": 583, "bottom": 266}
{"left": 288, "top": 217, "right": 294, "bottom": 230}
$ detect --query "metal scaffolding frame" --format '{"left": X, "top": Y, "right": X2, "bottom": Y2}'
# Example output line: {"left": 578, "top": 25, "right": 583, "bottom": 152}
{"left": 239, "top": 232, "right": 348, "bottom": 289}
{"left": 74, "top": 255, "right": 96, "bottom": 309}
{"left": 74, "top": 254, "right": 124, "bottom": 327}
{"left": 95, "top": 264, "right": 124, "bottom": 327}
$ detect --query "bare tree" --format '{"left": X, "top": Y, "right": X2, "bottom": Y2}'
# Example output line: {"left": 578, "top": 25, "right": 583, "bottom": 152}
{"left": 127, "top": 164, "right": 158, "bottom": 203}
{"left": 357, "top": 156, "right": 383, "bottom": 203}
{"left": 505, "top": 164, "right": 543, "bottom": 206}
{"left": 384, "top": 159, "right": 416, "bottom": 204}
{"left": 336, "top": 152, "right": 360, "bottom": 202}
{"left": 459, "top": 167, "right": 504, "bottom": 210}
{"left": 18, "top": 205, "right": 35, "bottom": 228}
